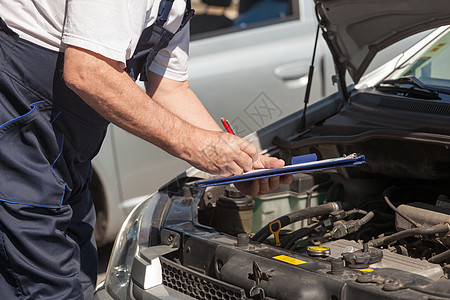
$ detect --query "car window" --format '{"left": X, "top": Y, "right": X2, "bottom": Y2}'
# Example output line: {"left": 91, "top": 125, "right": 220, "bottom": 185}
{"left": 399, "top": 29, "right": 450, "bottom": 88}
{"left": 190, "top": 0, "right": 296, "bottom": 38}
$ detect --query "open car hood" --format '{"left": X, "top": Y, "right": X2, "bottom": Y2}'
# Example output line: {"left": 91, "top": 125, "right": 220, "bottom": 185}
{"left": 315, "top": 0, "right": 450, "bottom": 83}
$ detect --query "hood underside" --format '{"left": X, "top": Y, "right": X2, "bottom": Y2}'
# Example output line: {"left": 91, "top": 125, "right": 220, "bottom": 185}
{"left": 315, "top": 0, "right": 450, "bottom": 83}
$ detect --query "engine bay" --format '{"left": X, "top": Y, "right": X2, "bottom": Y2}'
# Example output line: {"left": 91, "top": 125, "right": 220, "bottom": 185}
{"left": 195, "top": 90, "right": 450, "bottom": 281}
{"left": 160, "top": 167, "right": 450, "bottom": 299}
{"left": 156, "top": 90, "right": 450, "bottom": 299}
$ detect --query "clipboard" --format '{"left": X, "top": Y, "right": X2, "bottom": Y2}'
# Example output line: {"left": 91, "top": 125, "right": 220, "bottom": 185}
{"left": 194, "top": 153, "right": 366, "bottom": 188}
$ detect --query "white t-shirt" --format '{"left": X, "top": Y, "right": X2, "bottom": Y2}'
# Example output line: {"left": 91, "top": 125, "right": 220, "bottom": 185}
{"left": 0, "top": 0, "right": 190, "bottom": 81}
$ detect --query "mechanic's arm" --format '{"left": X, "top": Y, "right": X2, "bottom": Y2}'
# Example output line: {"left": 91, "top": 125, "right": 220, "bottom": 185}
{"left": 145, "top": 72, "right": 222, "bottom": 131}
{"left": 144, "top": 73, "right": 289, "bottom": 168}
{"left": 63, "top": 46, "right": 256, "bottom": 176}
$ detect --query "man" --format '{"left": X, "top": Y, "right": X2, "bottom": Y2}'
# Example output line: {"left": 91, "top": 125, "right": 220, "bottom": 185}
{"left": 0, "top": 0, "right": 289, "bottom": 299}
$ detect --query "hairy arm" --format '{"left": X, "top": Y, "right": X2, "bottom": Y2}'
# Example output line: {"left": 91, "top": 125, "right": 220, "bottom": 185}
{"left": 145, "top": 72, "right": 222, "bottom": 131}
{"left": 63, "top": 46, "right": 257, "bottom": 176}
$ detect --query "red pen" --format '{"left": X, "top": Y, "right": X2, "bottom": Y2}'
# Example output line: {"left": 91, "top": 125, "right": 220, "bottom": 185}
{"left": 220, "top": 118, "right": 235, "bottom": 135}
{"left": 221, "top": 117, "right": 254, "bottom": 170}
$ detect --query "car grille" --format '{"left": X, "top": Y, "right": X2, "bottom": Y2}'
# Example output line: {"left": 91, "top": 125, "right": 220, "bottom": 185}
{"left": 160, "top": 256, "right": 247, "bottom": 300}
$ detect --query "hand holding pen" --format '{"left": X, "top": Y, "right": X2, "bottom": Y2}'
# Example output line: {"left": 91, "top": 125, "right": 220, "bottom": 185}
{"left": 220, "top": 117, "right": 292, "bottom": 194}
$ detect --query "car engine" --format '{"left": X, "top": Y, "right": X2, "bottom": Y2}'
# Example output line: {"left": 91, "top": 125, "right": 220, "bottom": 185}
{"left": 197, "top": 169, "right": 450, "bottom": 270}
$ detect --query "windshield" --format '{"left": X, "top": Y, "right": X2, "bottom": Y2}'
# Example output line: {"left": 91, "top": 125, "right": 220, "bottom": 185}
{"left": 393, "top": 29, "right": 450, "bottom": 90}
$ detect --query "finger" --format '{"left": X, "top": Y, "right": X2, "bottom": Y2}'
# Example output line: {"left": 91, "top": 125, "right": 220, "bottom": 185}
{"left": 232, "top": 145, "right": 256, "bottom": 172}
{"left": 240, "top": 154, "right": 255, "bottom": 173}
{"left": 223, "top": 161, "right": 244, "bottom": 177}
{"left": 268, "top": 176, "right": 280, "bottom": 191}
{"left": 249, "top": 179, "right": 260, "bottom": 196}
{"left": 258, "top": 178, "right": 271, "bottom": 195}
{"left": 237, "top": 138, "right": 258, "bottom": 163}
{"left": 254, "top": 155, "right": 285, "bottom": 169}
{"left": 280, "top": 174, "right": 293, "bottom": 185}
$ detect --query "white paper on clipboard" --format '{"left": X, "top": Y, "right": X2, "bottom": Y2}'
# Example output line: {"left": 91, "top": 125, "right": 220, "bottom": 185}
{"left": 194, "top": 153, "right": 366, "bottom": 188}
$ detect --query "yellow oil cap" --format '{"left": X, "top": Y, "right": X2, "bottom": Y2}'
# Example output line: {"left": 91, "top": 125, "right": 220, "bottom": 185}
{"left": 307, "top": 246, "right": 331, "bottom": 257}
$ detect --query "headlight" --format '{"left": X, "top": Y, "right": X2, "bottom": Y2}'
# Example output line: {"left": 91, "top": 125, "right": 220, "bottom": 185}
{"left": 104, "top": 192, "right": 163, "bottom": 299}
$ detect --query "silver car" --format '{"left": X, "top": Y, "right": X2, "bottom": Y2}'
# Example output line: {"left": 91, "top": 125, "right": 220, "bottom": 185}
{"left": 95, "top": 0, "right": 450, "bottom": 299}
{"left": 91, "top": 0, "right": 425, "bottom": 246}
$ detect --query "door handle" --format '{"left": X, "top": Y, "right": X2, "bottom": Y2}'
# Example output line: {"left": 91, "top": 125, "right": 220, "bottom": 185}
{"left": 274, "top": 62, "right": 309, "bottom": 81}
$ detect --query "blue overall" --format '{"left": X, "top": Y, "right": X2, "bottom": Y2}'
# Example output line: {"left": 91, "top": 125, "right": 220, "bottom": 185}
{"left": 0, "top": 0, "right": 193, "bottom": 299}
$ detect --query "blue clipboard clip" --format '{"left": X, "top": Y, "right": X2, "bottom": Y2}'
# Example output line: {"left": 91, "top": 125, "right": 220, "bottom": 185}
{"left": 194, "top": 153, "right": 366, "bottom": 188}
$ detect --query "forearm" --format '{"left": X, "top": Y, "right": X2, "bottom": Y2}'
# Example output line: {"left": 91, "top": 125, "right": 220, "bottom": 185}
{"left": 145, "top": 73, "right": 222, "bottom": 132}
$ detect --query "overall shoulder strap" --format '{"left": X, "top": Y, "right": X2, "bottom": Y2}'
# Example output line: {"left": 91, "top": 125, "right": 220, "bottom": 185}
{"left": 156, "top": 0, "right": 195, "bottom": 30}
{"left": 126, "top": 0, "right": 195, "bottom": 81}
{"left": 178, "top": 0, "right": 195, "bottom": 32}
{"left": 156, "top": 0, "right": 175, "bottom": 26}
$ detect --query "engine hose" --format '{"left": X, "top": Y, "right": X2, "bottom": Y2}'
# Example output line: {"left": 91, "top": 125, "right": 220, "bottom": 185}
{"left": 252, "top": 201, "right": 347, "bottom": 242}
{"left": 344, "top": 209, "right": 368, "bottom": 216}
{"left": 368, "top": 223, "right": 450, "bottom": 247}
{"left": 323, "top": 211, "right": 374, "bottom": 239}
{"left": 282, "top": 208, "right": 368, "bottom": 249}
{"left": 357, "top": 211, "right": 375, "bottom": 225}
{"left": 428, "top": 248, "right": 450, "bottom": 264}
{"left": 285, "top": 221, "right": 323, "bottom": 250}
{"left": 383, "top": 194, "right": 420, "bottom": 228}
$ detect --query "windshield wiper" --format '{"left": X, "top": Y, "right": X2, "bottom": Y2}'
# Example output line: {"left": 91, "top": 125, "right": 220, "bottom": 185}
{"left": 375, "top": 75, "right": 441, "bottom": 100}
